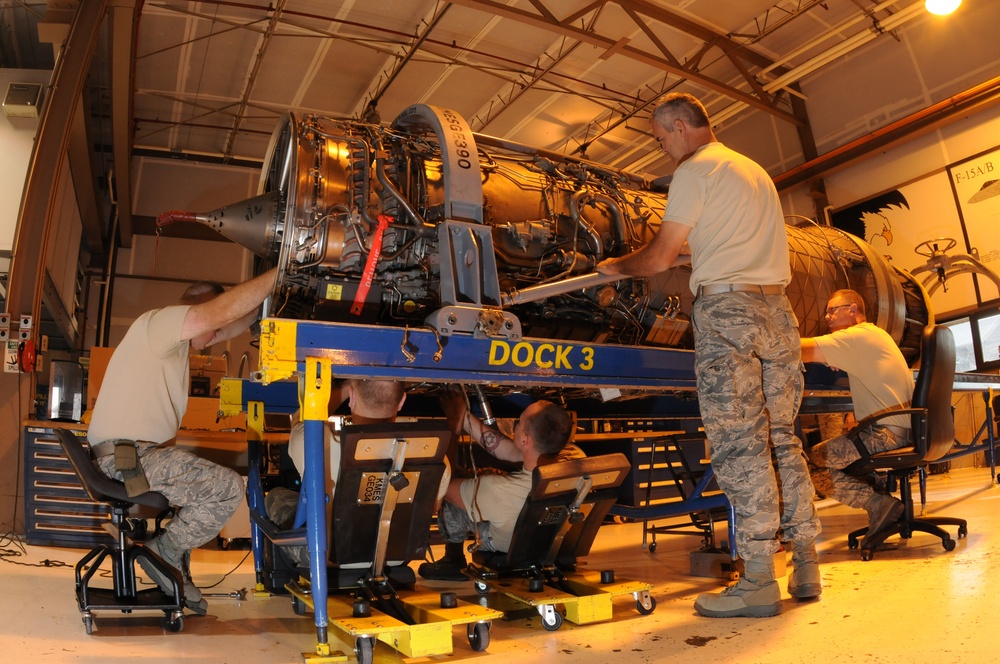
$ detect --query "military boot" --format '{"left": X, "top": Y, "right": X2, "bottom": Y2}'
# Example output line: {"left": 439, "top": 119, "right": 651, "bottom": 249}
{"left": 695, "top": 557, "right": 781, "bottom": 618}
{"left": 417, "top": 542, "right": 468, "bottom": 581}
{"left": 140, "top": 536, "right": 209, "bottom": 615}
{"left": 787, "top": 540, "right": 822, "bottom": 600}
{"left": 866, "top": 493, "right": 904, "bottom": 540}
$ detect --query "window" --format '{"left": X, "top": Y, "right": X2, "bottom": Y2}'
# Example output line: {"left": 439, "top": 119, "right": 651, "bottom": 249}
{"left": 940, "top": 317, "right": 976, "bottom": 373}
{"left": 940, "top": 307, "right": 1000, "bottom": 373}
{"left": 975, "top": 311, "right": 1000, "bottom": 366}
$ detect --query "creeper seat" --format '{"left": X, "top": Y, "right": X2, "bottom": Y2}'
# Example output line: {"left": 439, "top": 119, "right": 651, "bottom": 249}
{"left": 466, "top": 452, "right": 656, "bottom": 629}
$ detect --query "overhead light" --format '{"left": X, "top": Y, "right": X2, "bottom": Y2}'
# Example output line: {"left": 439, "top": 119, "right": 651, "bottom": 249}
{"left": 925, "top": 0, "right": 961, "bottom": 15}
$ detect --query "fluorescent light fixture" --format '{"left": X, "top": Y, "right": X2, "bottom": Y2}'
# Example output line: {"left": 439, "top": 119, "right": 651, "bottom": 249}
{"left": 925, "top": 0, "right": 962, "bottom": 15}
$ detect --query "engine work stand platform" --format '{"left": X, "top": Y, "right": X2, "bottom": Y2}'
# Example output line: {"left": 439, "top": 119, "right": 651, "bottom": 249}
{"left": 220, "top": 316, "right": 875, "bottom": 659}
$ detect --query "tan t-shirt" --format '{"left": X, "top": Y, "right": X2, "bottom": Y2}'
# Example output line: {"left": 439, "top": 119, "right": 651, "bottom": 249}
{"left": 664, "top": 142, "right": 790, "bottom": 293}
{"left": 88, "top": 306, "right": 191, "bottom": 444}
{"left": 459, "top": 444, "right": 584, "bottom": 553}
{"left": 813, "top": 322, "right": 913, "bottom": 430}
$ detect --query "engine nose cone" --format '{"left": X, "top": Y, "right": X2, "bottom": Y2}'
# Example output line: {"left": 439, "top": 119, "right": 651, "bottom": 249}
{"left": 192, "top": 191, "right": 280, "bottom": 257}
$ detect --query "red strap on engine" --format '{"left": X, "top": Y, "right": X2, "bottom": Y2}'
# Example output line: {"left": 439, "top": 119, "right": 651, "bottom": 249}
{"left": 350, "top": 214, "right": 391, "bottom": 316}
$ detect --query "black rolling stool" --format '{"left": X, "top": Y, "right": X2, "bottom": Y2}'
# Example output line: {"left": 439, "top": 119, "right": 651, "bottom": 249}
{"left": 54, "top": 429, "right": 186, "bottom": 634}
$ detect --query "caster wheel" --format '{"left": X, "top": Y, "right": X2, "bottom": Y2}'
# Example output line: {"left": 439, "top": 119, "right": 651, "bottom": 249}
{"left": 83, "top": 615, "right": 94, "bottom": 635}
{"left": 163, "top": 614, "right": 184, "bottom": 633}
{"left": 861, "top": 549, "right": 874, "bottom": 562}
{"left": 468, "top": 622, "right": 490, "bottom": 651}
{"left": 541, "top": 610, "right": 563, "bottom": 631}
{"left": 636, "top": 595, "right": 656, "bottom": 615}
{"left": 958, "top": 525, "right": 968, "bottom": 539}
{"left": 355, "top": 636, "right": 375, "bottom": 664}
{"left": 291, "top": 595, "right": 306, "bottom": 616}
{"left": 474, "top": 580, "right": 489, "bottom": 595}
{"left": 847, "top": 536, "right": 859, "bottom": 550}
{"left": 648, "top": 541, "right": 657, "bottom": 553}
{"left": 943, "top": 538, "right": 956, "bottom": 552}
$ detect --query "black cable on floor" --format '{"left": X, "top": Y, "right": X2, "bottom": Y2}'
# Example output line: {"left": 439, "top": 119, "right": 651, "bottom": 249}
{"left": 0, "top": 531, "right": 72, "bottom": 568}
{"left": 196, "top": 548, "right": 253, "bottom": 590}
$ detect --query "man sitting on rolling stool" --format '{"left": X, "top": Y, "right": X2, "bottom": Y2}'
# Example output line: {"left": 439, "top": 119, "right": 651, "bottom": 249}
{"left": 88, "top": 268, "right": 277, "bottom": 615}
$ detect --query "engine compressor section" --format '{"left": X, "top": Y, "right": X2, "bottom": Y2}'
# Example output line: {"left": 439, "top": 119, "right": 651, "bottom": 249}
{"left": 158, "top": 104, "right": 931, "bottom": 367}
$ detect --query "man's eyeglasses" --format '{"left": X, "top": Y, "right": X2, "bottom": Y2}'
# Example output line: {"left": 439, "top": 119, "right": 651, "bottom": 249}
{"left": 825, "top": 304, "right": 852, "bottom": 317}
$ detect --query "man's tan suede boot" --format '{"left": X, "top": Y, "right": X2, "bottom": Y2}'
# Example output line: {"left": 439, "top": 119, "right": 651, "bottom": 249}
{"left": 787, "top": 540, "right": 822, "bottom": 600}
{"left": 694, "top": 558, "right": 781, "bottom": 618}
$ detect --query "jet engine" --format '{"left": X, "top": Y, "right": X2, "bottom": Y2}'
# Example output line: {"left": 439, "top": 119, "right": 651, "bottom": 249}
{"left": 159, "top": 105, "right": 931, "bottom": 366}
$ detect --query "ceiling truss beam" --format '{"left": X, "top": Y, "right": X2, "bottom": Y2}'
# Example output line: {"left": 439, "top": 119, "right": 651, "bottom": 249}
{"left": 449, "top": 0, "right": 801, "bottom": 125}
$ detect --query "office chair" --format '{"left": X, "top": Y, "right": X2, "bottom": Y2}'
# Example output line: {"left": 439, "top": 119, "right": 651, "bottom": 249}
{"left": 845, "top": 325, "right": 968, "bottom": 560}
{"left": 54, "top": 429, "right": 185, "bottom": 633}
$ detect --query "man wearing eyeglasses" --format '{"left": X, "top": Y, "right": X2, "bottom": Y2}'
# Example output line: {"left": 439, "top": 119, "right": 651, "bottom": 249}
{"left": 801, "top": 289, "right": 912, "bottom": 544}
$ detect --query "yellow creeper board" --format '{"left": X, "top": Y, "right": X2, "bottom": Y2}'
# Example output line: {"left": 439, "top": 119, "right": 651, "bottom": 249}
{"left": 286, "top": 581, "right": 502, "bottom": 659}
{"left": 558, "top": 572, "right": 653, "bottom": 624}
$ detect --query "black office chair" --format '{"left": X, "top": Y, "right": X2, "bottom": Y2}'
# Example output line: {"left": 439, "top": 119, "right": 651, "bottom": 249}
{"left": 845, "top": 325, "right": 968, "bottom": 560}
{"left": 54, "top": 429, "right": 185, "bottom": 633}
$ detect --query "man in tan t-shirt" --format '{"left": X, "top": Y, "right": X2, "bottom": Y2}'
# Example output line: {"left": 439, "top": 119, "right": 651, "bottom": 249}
{"left": 265, "top": 378, "right": 451, "bottom": 567}
{"left": 88, "top": 268, "right": 276, "bottom": 614}
{"left": 418, "top": 389, "right": 578, "bottom": 581}
{"left": 801, "top": 289, "right": 914, "bottom": 542}
{"left": 598, "top": 92, "right": 820, "bottom": 617}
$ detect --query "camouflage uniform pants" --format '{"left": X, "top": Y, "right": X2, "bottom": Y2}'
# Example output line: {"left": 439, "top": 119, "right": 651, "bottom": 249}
{"left": 692, "top": 292, "right": 821, "bottom": 562}
{"left": 97, "top": 442, "right": 244, "bottom": 553}
{"left": 264, "top": 486, "right": 308, "bottom": 566}
{"left": 809, "top": 426, "right": 906, "bottom": 509}
{"left": 437, "top": 500, "right": 498, "bottom": 552}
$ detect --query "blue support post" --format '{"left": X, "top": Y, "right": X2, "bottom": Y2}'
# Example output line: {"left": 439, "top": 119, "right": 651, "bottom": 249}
{"left": 245, "top": 401, "right": 268, "bottom": 588}
{"left": 301, "top": 358, "right": 332, "bottom": 647}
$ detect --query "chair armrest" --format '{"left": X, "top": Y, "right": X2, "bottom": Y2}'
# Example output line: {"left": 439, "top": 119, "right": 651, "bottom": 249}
{"left": 844, "top": 408, "right": 923, "bottom": 462}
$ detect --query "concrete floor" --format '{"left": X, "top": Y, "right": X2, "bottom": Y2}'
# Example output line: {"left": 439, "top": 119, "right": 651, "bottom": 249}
{"left": 2, "top": 466, "right": 996, "bottom": 664}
